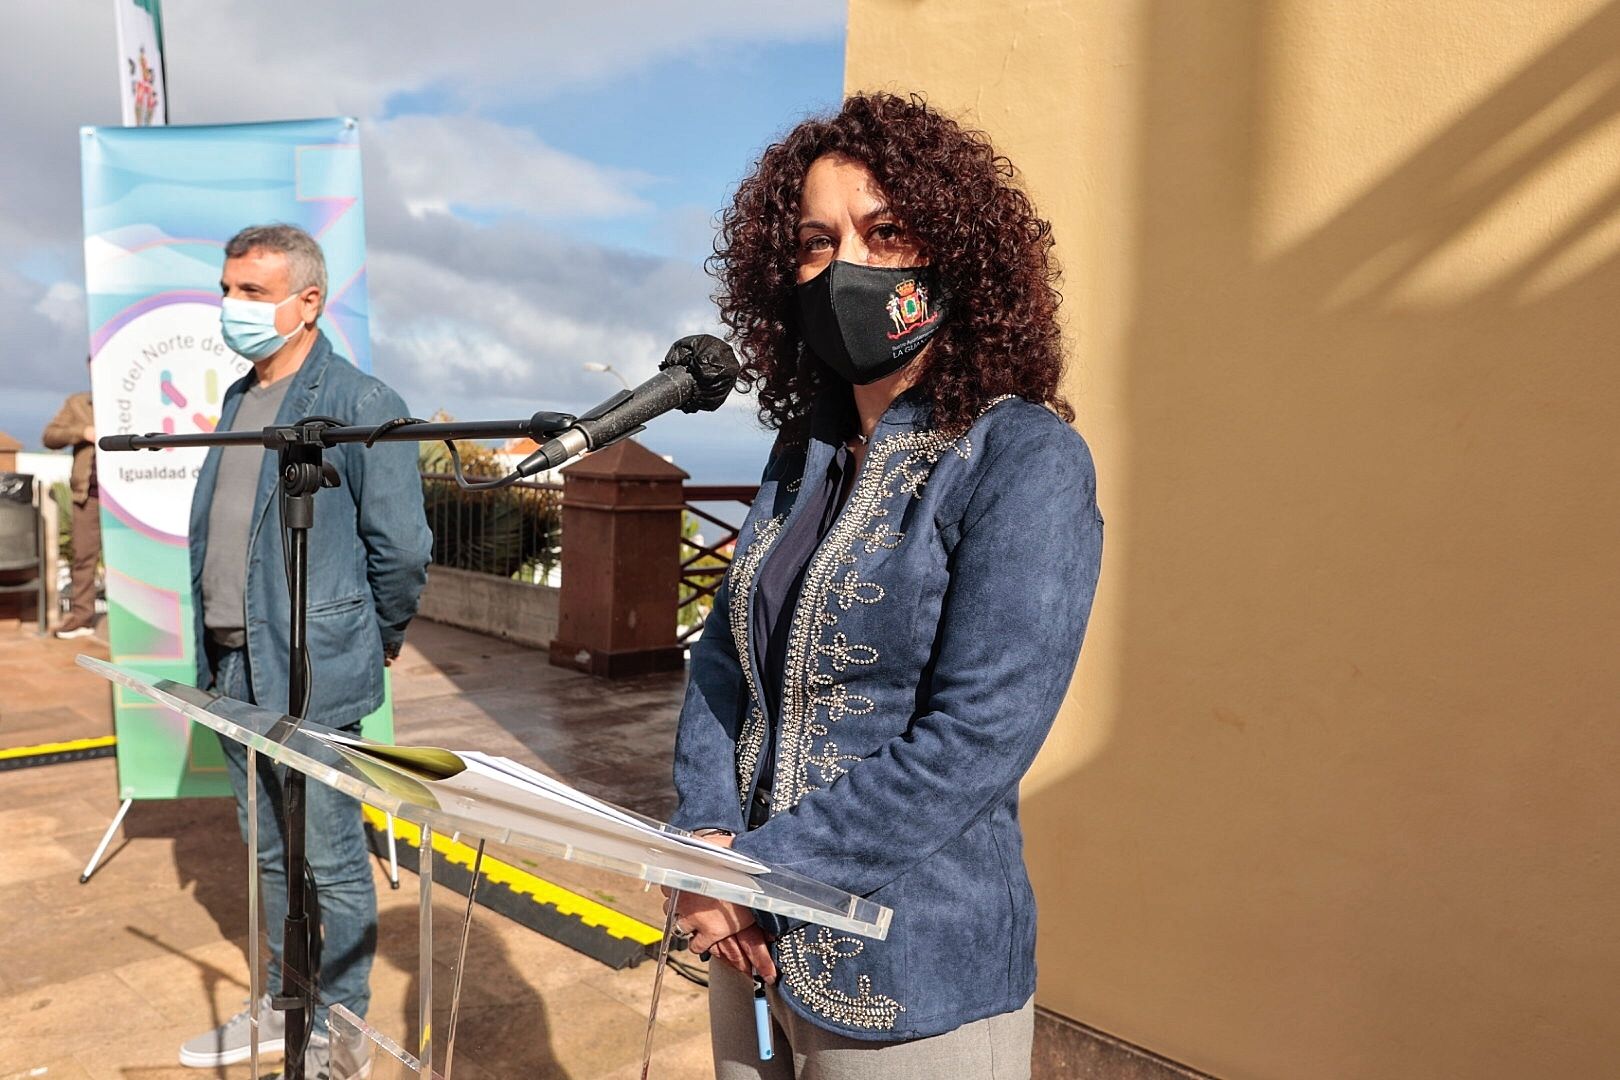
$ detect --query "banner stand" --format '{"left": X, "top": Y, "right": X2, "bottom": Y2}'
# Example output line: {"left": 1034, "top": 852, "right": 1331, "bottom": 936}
{"left": 79, "top": 795, "right": 403, "bottom": 890}
{"left": 77, "top": 118, "right": 397, "bottom": 883}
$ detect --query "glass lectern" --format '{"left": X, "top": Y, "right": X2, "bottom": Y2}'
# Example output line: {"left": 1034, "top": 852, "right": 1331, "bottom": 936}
{"left": 80, "top": 656, "right": 890, "bottom": 1078}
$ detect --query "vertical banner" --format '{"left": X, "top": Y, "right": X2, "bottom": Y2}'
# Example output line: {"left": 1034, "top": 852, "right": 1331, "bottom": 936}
{"left": 113, "top": 0, "right": 167, "bottom": 126}
{"left": 82, "top": 119, "right": 387, "bottom": 800}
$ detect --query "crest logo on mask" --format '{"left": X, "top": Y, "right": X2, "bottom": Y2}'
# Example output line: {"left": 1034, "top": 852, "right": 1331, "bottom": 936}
{"left": 886, "top": 279, "right": 939, "bottom": 341}
{"left": 796, "top": 260, "right": 946, "bottom": 383}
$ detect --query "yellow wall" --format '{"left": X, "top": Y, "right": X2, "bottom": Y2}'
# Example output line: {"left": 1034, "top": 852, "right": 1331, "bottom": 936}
{"left": 847, "top": 3, "right": 1620, "bottom": 1077}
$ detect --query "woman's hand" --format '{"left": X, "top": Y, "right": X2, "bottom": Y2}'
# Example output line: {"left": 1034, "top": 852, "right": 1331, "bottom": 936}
{"left": 666, "top": 895, "right": 776, "bottom": 980}
{"left": 666, "top": 890, "right": 754, "bottom": 954}
{"left": 712, "top": 924, "right": 777, "bottom": 980}
{"left": 661, "top": 832, "right": 778, "bottom": 979}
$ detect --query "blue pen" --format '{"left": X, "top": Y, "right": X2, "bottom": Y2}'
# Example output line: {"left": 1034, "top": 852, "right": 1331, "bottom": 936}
{"left": 752, "top": 974, "right": 774, "bottom": 1061}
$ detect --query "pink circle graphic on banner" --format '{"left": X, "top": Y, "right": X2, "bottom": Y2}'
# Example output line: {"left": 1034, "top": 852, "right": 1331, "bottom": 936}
{"left": 94, "top": 300, "right": 251, "bottom": 540}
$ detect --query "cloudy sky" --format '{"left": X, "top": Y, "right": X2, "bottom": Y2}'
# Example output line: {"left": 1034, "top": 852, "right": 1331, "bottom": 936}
{"left": 2, "top": 2, "right": 846, "bottom": 480}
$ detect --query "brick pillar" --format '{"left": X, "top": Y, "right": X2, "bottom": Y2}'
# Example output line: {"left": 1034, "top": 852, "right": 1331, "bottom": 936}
{"left": 548, "top": 438, "right": 690, "bottom": 678}
{"left": 0, "top": 430, "right": 19, "bottom": 472}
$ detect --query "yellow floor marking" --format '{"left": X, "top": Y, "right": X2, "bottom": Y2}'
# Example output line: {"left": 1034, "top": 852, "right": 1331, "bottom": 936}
{"left": 0, "top": 735, "right": 117, "bottom": 760}
{"left": 361, "top": 803, "right": 662, "bottom": 945}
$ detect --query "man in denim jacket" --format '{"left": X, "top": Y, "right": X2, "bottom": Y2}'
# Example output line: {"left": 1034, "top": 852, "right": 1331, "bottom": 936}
{"left": 179, "top": 224, "right": 431, "bottom": 1078}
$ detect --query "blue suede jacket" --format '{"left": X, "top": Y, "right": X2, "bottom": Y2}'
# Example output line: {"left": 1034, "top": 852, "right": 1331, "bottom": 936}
{"left": 671, "top": 390, "right": 1103, "bottom": 1041}
{"left": 188, "top": 332, "right": 432, "bottom": 724}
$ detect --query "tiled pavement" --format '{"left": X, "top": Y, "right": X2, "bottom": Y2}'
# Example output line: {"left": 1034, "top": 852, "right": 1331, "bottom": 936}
{"left": 0, "top": 619, "right": 717, "bottom": 1079}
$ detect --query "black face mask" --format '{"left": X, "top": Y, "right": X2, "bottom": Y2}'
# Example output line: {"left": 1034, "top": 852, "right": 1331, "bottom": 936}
{"left": 794, "top": 260, "right": 947, "bottom": 384}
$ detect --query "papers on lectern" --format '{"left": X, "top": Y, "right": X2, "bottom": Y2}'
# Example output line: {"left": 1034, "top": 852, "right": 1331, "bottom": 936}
{"left": 305, "top": 730, "right": 768, "bottom": 881}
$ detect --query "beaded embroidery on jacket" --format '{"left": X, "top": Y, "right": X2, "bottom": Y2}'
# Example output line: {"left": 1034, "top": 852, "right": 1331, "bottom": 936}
{"left": 772, "top": 424, "right": 977, "bottom": 813}
{"left": 741, "top": 396, "right": 1013, "bottom": 1032}
{"left": 728, "top": 513, "right": 785, "bottom": 804}
{"left": 767, "top": 421, "right": 984, "bottom": 1031}
{"left": 777, "top": 926, "right": 904, "bottom": 1032}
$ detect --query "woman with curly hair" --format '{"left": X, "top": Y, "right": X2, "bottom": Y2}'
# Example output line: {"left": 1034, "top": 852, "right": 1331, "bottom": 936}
{"left": 667, "top": 92, "right": 1104, "bottom": 1079}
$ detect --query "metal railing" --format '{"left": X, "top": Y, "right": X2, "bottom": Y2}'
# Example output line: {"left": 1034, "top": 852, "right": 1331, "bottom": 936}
{"left": 420, "top": 471, "right": 755, "bottom": 639}
{"left": 678, "top": 485, "right": 758, "bottom": 642}
{"left": 420, "top": 471, "right": 562, "bottom": 585}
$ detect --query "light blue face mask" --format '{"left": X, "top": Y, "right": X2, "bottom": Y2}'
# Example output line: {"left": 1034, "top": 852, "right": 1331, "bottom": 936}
{"left": 220, "top": 294, "right": 305, "bottom": 361}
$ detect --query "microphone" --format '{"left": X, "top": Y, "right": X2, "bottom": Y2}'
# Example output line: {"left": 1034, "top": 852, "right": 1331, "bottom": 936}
{"left": 515, "top": 334, "right": 739, "bottom": 477}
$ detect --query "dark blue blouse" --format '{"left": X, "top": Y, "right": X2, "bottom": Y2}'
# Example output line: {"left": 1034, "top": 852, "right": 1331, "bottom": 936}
{"left": 751, "top": 443, "right": 857, "bottom": 802}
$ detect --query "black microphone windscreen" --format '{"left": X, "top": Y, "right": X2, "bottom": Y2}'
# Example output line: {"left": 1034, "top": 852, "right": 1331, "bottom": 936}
{"left": 660, "top": 334, "right": 739, "bottom": 413}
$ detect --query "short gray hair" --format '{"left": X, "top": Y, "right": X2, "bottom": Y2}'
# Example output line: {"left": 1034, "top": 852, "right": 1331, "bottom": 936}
{"left": 224, "top": 223, "right": 328, "bottom": 311}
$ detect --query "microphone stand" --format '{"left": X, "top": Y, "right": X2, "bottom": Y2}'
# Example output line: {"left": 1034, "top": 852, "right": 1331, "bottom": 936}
{"left": 101, "top": 409, "right": 573, "bottom": 1080}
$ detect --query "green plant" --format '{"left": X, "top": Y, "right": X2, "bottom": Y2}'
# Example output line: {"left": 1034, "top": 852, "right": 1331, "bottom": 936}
{"left": 678, "top": 510, "right": 727, "bottom": 631}
{"left": 418, "top": 415, "right": 561, "bottom": 581}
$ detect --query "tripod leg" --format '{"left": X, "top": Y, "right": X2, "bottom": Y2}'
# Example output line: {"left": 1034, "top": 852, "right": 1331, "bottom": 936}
{"left": 80, "top": 797, "right": 132, "bottom": 883}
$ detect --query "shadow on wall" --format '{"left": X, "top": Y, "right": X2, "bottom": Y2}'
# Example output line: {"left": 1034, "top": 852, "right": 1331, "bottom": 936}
{"left": 1023, "top": 4, "right": 1620, "bottom": 1078}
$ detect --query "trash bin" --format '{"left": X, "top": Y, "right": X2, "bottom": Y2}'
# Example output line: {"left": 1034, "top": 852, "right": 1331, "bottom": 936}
{"left": 0, "top": 471, "right": 33, "bottom": 503}
{"left": 0, "top": 472, "right": 45, "bottom": 627}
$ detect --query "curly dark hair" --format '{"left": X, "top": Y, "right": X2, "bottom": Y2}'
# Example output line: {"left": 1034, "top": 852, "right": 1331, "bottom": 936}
{"left": 710, "top": 92, "right": 1069, "bottom": 441}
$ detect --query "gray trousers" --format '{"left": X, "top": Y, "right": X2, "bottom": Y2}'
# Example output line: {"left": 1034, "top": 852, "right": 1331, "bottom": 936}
{"left": 708, "top": 962, "right": 1033, "bottom": 1080}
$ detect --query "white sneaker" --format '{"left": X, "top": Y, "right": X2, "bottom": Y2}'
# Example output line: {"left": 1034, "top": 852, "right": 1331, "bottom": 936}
{"left": 178, "top": 994, "right": 286, "bottom": 1067}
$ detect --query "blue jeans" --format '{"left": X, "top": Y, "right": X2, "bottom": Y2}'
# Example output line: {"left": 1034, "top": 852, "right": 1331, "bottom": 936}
{"left": 214, "top": 645, "right": 377, "bottom": 1031}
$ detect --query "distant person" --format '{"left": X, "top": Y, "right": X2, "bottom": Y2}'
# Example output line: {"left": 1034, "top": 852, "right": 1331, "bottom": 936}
{"left": 667, "top": 94, "right": 1104, "bottom": 1079}
{"left": 42, "top": 367, "right": 99, "bottom": 639}
{"left": 178, "top": 223, "right": 431, "bottom": 1080}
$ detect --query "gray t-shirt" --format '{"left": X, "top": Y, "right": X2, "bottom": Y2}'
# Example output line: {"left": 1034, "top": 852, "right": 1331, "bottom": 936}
{"left": 201, "top": 374, "right": 295, "bottom": 640}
